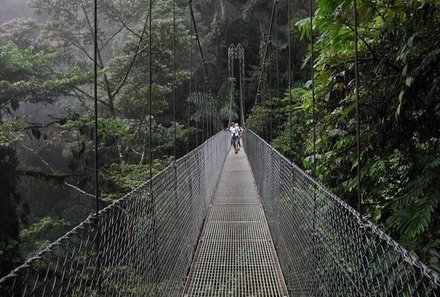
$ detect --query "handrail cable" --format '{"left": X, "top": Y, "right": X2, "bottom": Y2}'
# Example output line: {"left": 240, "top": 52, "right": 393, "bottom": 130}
{"left": 244, "top": 130, "right": 440, "bottom": 295}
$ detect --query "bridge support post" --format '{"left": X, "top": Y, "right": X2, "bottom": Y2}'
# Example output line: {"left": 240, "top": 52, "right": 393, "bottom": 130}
{"left": 228, "top": 43, "right": 246, "bottom": 128}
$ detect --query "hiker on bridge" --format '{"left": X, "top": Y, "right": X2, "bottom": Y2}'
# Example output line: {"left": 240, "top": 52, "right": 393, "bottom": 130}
{"left": 229, "top": 122, "right": 243, "bottom": 153}
{"left": 236, "top": 123, "right": 244, "bottom": 151}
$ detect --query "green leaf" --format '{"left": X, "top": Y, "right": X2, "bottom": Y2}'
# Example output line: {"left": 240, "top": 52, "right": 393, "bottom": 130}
{"left": 396, "top": 90, "right": 405, "bottom": 119}
{"left": 407, "top": 35, "right": 414, "bottom": 48}
{"left": 402, "top": 65, "right": 408, "bottom": 77}
{"left": 399, "top": 90, "right": 405, "bottom": 102}
{"left": 20, "top": 217, "right": 70, "bottom": 239}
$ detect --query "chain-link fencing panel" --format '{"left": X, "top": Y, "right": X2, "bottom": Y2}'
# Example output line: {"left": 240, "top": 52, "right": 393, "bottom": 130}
{"left": 244, "top": 130, "right": 440, "bottom": 297}
{"left": 0, "top": 131, "right": 230, "bottom": 297}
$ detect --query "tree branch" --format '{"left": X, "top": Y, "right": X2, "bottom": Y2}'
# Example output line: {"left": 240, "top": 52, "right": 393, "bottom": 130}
{"left": 344, "top": 22, "right": 400, "bottom": 72}
{"left": 64, "top": 182, "right": 96, "bottom": 199}
{"left": 117, "top": 15, "right": 142, "bottom": 39}
{"left": 100, "top": 25, "right": 125, "bottom": 51}
{"left": 23, "top": 120, "right": 65, "bottom": 130}
{"left": 73, "top": 86, "right": 94, "bottom": 101}
{"left": 20, "top": 144, "right": 54, "bottom": 171}
{"left": 63, "top": 31, "right": 96, "bottom": 66}
{"left": 111, "top": 12, "right": 152, "bottom": 99}
{"left": 17, "top": 169, "right": 78, "bottom": 181}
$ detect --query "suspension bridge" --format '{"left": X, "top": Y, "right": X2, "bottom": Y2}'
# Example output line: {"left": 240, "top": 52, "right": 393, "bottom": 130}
{"left": 1, "top": 131, "right": 439, "bottom": 296}
{"left": 1, "top": 0, "right": 440, "bottom": 296}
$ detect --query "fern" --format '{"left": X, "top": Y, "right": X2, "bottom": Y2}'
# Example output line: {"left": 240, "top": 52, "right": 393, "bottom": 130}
{"left": 387, "top": 146, "right": 440, "bottom": 242}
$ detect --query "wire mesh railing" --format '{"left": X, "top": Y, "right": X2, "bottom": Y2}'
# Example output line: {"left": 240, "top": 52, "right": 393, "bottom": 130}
{"left": 0, "top": 131, "right": 230, "bottom": 297}
{"left": 243, "top": 130, "right": 440, "bottom": 297}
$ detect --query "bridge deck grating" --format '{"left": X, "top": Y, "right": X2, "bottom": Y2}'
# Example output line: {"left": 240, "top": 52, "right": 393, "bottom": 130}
{"left": 183, "top": 149, "right": 288, "bottom": 297}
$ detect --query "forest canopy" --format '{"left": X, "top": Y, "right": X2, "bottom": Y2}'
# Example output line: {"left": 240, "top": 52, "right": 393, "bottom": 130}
{"left": 0, "top": 0, "right": 439, "bottom": 278}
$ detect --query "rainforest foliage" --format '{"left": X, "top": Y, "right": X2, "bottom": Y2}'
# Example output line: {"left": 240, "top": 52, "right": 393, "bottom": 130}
{"left": 247, "top": 0, "right": 440, "bottom": 270}
{"left": 0, "top": 0, "right": 438, "bottom": 276}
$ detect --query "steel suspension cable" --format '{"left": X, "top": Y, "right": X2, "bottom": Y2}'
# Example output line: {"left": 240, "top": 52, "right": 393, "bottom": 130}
{"left": 203, "top": 90, "right": 206, "bottom": 141}
{"left": 263, "top": 69, "right": 267, "bottom": 140}
{"left": 206, "top": 84, "right": 210, "bottom": 139}
{"left": 189, "top": 0, "right": 216, "bottom": 140}
{"left": 227, "top": 67, "right": 234, "bottom": 128}
{"left": 206, "top": 88, "right": 210, "bottom": 139}
{"left": 353, "top": 0, "right": 362, "bottom": 217}
{"left": 269, "top": 44, "right": 273, "bottom": 141}
{"left": 148, "top": 0, "right": 153, "bottom": 208}
{"left": 93, "top": 0, "right": 100, "bottom": 294}
{"left": 308, "top": 0, "right": 318, "bottom": 294}
{"left": 172, "top": 0, "right": 180, "bottom": 258}
{"left": 187, "top": 18, "right": 193, "bottom": 153}
{"left": 254, "top": 0, "right": 278, "bottom": 105}
{"left": 287, "top": 0, "right": 293, "bottom": 160}
{"left": 173, "top": 0, "right": 177, "bottom": 159}
{"left": 211, "top": 83, "right": 214, "bottom": 136}
{"left": 148, "top": 0, "right": 159, "bottom": 293}
{"left": 309, "top": 2, "right": 316, "bottom": 181}
{"left": 275, "top": 6, "right": 281, "bottom": 131}
{"left": 211, "top": 87, "right": 215, "bottom": 135}
{"left": 194, "top": 75, "right": 198, "bottom": 145}
{"left": 239, "top": 45, "right": 246, "bottom": 129}
{"left": 188, "top": 0, "right": 213, "bottom": 98}
{"left": 208, "top": 83, "right": 211, "bottom": 137}
{"left": 205, "top": 79, "right": 210, "bottom": 139}
{"left": 201, "top": 89, "right": 205, "bottom": 142}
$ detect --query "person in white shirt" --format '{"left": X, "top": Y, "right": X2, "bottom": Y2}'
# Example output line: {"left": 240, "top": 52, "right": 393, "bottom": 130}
{"left": 234, "top": 123, "right": 243, "bottom": 151}
{"left": 229, "top": 122, "right": 239, "bottom": 153}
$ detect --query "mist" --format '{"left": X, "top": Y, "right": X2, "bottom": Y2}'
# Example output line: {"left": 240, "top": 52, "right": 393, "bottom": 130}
{"left": 0, "top": 0, "right": 33, "bottom": 21}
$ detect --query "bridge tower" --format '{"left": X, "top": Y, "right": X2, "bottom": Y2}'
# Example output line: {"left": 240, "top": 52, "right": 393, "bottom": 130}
{"left": 227, "top": 43, "right": 245, "bottom": 128}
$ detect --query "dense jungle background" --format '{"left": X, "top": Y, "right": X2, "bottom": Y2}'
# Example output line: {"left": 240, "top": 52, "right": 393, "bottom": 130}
{"left": 0, "top": 0, "right": 439, "bottom": 278}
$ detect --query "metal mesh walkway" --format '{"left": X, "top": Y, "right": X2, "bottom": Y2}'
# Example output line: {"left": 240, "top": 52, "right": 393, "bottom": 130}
{"left": 183, "top": 148, "right": 289, "bottom": 296}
